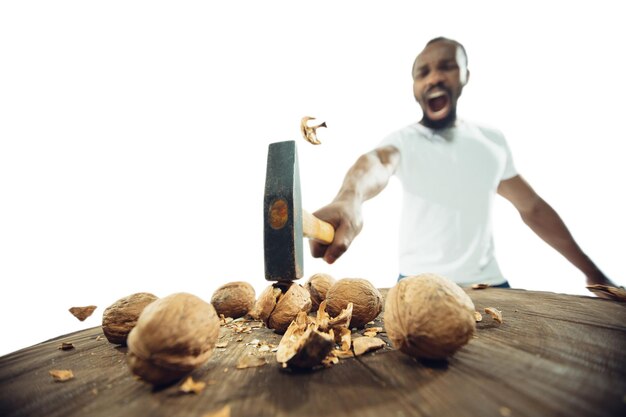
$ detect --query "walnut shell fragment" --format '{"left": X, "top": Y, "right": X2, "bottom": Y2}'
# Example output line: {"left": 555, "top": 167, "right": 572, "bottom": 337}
{"left": 384, "top": 273, "right": 476, "bottom": 360}
{"left": 352, "top": 336, "right": 386, "bottom": 356}
{"left": 300, "top": 116, "right": 327, "bottom": 145}
{"left": 211, "top": 281, "right": 256, "bottom": 319}
{"left": 484, "top": 307, "right": 503, "bottom": 323}
{"left": 127, "top": 292, "right": 220, "bottom": 386}
{"left": 102, "top": 292, "right": 158, "bottom": 345}
{"left": 249, "top": 282, "right": 311, "bottom": 334}
{"left": 471, "top": 283, "right": 490, "bottom": 290}
{"left": 69, "top": 305, "right": 97, "bottom": 321}
{"left": 586, "top": 284, "right": 626, "bottom": 302}
{"left": 325, "top": 278, "right": 383, "bottom": 329}
{"left": 276, "top": 311, "right": 334, "bottom": 369}
{"left": 49, "top": 369, "right": 74, "bottom": 382}
{"left": 305, "top": 273, "right": 337, "bottom": 311}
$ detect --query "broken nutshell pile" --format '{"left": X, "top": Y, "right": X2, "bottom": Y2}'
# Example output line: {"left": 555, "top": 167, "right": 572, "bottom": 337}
{"left": 249, "top": 282, "right": 312, "bottom": 334}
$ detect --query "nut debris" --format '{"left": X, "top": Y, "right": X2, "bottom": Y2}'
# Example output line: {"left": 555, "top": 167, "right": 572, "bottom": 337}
{"left": 179, "top": 376, "right": 206, "bottom": 394}
{"left": 363, "top": 327, "right": 383, "bottom": 338}
{"left": 352, "top": 336, "right": 386, "bottom": 356}
{"left": 58, "top": 342, "right": 74, "bottom": 350}
{"left": 49, "top": 369, "right": 74, "bottom": 382}
{"left": 69, "top": 305, "right": 97, "bottom": 321}
{"left": 474, "top": 311, "right": 483, "bottom": 322}
{"left": 236, "top": 354, "right": 267, "bottom": 369}
{"left": 300, "top": 116, "right": 327, "bottom": 145}
{"left": 484, "top": 307, "right": 503, "bottom": 323}
{"left": 586, "top": 284, "right": 626, "bottom": 302}
{"left": 202, "top": 405, "right": 231, "bottom": 417}
{"left": 471, "top": 283, "right": 490, "bottom": 290}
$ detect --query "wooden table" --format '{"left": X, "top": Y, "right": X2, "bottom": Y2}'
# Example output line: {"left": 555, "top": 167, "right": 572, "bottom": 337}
{"left": 1, "top": 288, "right": 625, "bottom": 417}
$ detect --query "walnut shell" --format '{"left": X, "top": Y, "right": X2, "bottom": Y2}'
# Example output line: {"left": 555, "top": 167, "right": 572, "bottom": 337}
{"left": 275, "top": 311, "right": 334, "bottom": 369}
{"left": 210, "top": 281, "right": 256, "bottom": 319}
{"left": 126, "top": 292, "right": 220, "bottom": 386}
{"left": 304, "top": 273, "right": 337, "bottom": 311}
{"left": 384, "top": 273, "right": 476, "bottom": 360}
{"left": 325, "top": 278, "right": 383, "bottom": 328}
{"left": 102, "top": 292, "right": 158, "bottom": 345}
{"left": 250, "top": 282, "right": 311, "bottom": 334}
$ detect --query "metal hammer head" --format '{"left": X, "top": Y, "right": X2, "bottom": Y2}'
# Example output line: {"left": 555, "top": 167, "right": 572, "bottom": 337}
{"left": 263, "top": 140, "right": 303, "bottom": 282}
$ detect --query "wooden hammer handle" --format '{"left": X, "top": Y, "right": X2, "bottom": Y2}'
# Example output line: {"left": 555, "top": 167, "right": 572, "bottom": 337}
{"left": 302, "top": 210, "right": 335, "bottom": 245}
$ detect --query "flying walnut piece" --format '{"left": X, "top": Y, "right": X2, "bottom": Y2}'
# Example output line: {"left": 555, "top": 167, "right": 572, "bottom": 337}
{"left": 126, "top": 293, "right": 220, "bottom": 386}
{"left": 69, "top": 305, "right": 97, "bottom": 321}
{"left": 300, "top": 116, "right": 327, "bottom": 145}
{"left": 384, "top": 273, "right": 476, "bottom": 360}
{"left": 102, "top": 292, "right": 158, "bottom": 345}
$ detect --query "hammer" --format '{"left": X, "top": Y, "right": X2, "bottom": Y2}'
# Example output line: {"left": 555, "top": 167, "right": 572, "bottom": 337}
{"left": 263, "top": 140, "right": 335, "bottom": 282}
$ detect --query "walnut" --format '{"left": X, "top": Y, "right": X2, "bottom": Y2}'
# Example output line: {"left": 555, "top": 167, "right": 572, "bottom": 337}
{"left": 304, "top": 273, "right": 336, "bottom": 311}
{"left": 384, "top": 273, "right": 476, "bottom": 360}
{"left": 210, "top": 281, "right": 256, "bottom": 319}
{"left": 325, "top": 278, "right": 383, "bottom": 328}
{"left": 126, "top": 293, "right": 220, "bottom": 386}
{"left": 101, "top": 292, "right": 158, "bottom": 345}
{"left": 249, "top": 282, "right": 311, "bottom": 334}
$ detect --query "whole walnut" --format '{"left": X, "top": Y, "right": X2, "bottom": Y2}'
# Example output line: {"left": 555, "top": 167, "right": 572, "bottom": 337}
{"left": 304, "top": 273, "right": 336, "bottom": 311}
{"left": 126, "top": 292, "right": 220, "bottom": 386}
{"left": 325, "top": 278, "right": 383, "bottom": 328}
{"left": 250, "top": 282, "right": 311, "bottom": 334}
{"left": 210, "top": 281, "right": 256, "bottom": 319}
{"left": 101, "top": 292, "right": 158, "bottom": 345}
{"left": 384, "top": 273, "right": 476, "bottom": 360}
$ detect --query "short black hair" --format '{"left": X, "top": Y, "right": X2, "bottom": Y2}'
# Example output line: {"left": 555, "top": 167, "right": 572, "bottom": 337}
{"left": 412, "top": 37, "right": 468, "bottom": 80}
{"left": 425, "top": 37, "right": 468, "bottom": 65}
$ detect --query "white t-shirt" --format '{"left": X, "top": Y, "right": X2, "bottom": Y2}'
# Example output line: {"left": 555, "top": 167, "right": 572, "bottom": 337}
{"left": 379, "top": 119, "right": 517, "bottom": 286}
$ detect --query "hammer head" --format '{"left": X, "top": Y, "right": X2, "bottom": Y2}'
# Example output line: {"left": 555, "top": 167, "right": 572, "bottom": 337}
{"left": 263, "top": 140, "right": 303, "bottom": 282}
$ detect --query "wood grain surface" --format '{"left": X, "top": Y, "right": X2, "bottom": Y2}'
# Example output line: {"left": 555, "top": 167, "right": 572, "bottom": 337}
{"left": 1, "top": 288, "right": 625, "bottom": 417}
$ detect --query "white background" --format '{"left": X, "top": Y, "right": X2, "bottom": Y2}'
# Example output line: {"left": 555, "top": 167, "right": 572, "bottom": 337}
{"left": 1, "top": 1, "right": 624, "bottom": 357}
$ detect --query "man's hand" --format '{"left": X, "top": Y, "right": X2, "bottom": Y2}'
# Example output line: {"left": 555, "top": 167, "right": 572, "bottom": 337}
{"left": 309, "top": 198, "right": 363, "bottom": 264}
{"left": 585, "top": 271, "right": 617, "bottom": 288}
{"left": 309, "top": 145, "right": 399, "bottom": 264}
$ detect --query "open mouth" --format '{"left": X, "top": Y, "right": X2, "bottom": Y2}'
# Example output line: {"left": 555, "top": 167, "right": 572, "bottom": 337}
{"left": 425, "top": 90, "right": 450, "bottom": 118}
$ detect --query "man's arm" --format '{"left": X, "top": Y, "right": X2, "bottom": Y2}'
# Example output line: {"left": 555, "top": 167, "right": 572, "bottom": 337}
{"left": 497, "top": 174, "right": 615, "bottom": 287}
{"left": 310, "top": 145, "right": 400, "bottom": 264}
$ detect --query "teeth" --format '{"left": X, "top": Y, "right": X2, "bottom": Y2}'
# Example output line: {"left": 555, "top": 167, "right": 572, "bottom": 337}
{"left": 426, "top": 90, "right": 446, "bottom": 99}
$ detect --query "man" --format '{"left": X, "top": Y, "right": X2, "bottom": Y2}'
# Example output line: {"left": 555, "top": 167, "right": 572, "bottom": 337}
{"left": 309, "top": 37, "right": 615, "bottom": 289}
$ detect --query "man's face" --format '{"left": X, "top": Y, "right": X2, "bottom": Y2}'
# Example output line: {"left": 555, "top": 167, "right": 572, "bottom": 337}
{"left": 412, "top": 41, "right": 467, "bottom": 129}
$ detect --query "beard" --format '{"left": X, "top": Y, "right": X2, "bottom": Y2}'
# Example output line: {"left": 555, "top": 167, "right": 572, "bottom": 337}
{"left": 420, "top": 107, "right": 457, "bottom": 130}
